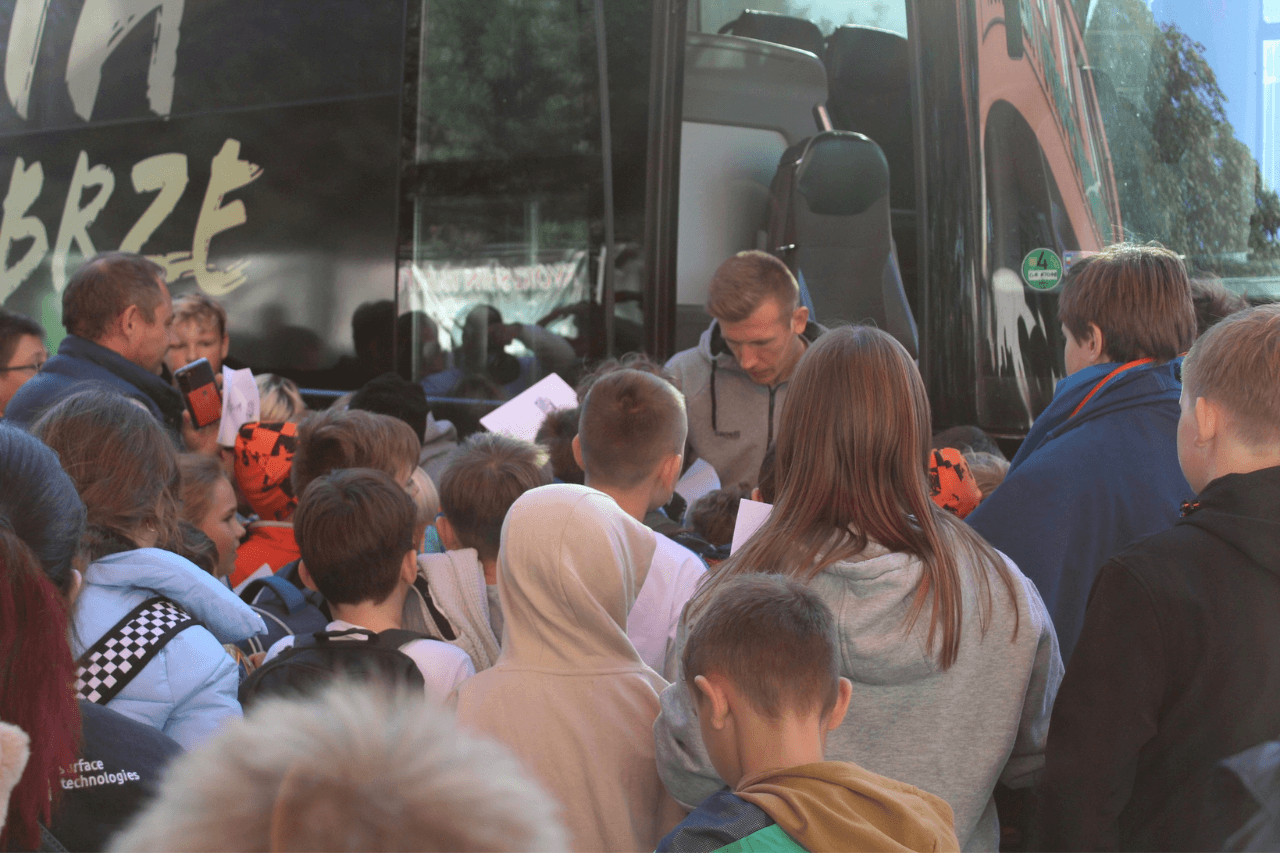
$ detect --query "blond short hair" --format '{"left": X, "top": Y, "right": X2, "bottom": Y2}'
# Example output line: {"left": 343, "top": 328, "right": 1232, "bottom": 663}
{"left": 255, "top": 373, "right": 307, "bottom": 423}
{"left": 705, "top": 251, "right": 799, "bottom": 322}
{"left": 109, "top": 684, "right": 568, "bottom": 852}
{"left": 171, "top": 292, "right": 228, "bottom": 339}
{"left": 1181, "top": 303, "right": 1280, "bottom": 448}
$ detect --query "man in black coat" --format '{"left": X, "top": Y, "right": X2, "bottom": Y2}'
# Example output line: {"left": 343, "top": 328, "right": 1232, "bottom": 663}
{"left": 1039, "top": 304, "right": 1280, "bottom": 851}
{"left": 5, "top": 252, "right": 182, "bottom": 434}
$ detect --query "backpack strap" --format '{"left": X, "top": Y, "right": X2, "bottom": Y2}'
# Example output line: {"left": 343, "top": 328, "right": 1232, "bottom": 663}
{"left": 411, "top": 575, "right": 458, "bottom": 641}
{"left": 240, "top": 575, "right": 308, "bottom": 614}
{"left": 75, "top": 597, "right": 196, "bottom": 705}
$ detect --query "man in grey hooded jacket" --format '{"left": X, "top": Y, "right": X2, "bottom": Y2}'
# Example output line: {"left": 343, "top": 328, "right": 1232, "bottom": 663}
{"left": 665, "top": 251, "right": 820, "bottom": 490}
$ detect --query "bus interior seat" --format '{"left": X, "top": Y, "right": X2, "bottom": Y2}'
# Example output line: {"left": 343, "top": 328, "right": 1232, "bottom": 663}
{"left": 767, "top": 131, "right": 918, "bottom": 356}
{"left": 676, "top": 32, "right": 827, "bottom": 351}
{"left": 824, "top": 25, "right": 918, "bottom": 318}
{"left": 717, "top": 10, "right": 825, "bottom": 60}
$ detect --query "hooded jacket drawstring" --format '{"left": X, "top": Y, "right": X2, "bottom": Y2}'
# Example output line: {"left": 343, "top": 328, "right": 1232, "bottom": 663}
{"left": 710, "top": 360, "right": 719, "bottom": 433}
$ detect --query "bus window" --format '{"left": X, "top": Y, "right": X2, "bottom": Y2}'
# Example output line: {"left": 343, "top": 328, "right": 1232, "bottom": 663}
{"left": 397, "top": 0, "right": 653, "bottom": 402}
{"left": 675, "top": 1, "right": 917, "bottom": 351}
{"left": 1078, "top": 0, "right": 1280, "bottom": 306}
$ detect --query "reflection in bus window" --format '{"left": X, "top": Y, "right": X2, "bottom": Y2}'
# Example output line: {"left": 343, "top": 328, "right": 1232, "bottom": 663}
{"left": 1084, "top": 0, "right": 1280, "bottom": 301}
{"left": 398, "top": 0, "right": 653, "bottom": 399}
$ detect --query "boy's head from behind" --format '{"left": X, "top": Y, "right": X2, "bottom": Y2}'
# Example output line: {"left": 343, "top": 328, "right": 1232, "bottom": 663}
{"left": 1178, "top": 304, "right": 1280, "bottom": 493}
{"left": 292, "top": 409, "right": 421, "bottom": 497}
{"left": 438, "top": 434, "right": 550, "bottom": 565}
{"left": 1058, "top": 243, "right": 1195, "bottom": 374}
{"left": 576, "top": 369, "right": 687, "bottom": 506}
{"left": 295, "top": 469, "right": 417, "bottom": 606}
{"left": 683, "top": 573, "right": 852, "bottom": 787}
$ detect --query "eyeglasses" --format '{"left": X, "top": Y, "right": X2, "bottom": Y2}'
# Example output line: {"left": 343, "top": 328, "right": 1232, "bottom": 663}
{"left": 0, "top": 361, "right": 44, "bottom": 374}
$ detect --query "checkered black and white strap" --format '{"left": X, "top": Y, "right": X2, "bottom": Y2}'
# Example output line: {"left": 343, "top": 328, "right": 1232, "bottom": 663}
{"left": 75, "top": 597, "right": 196, "bottom": 705}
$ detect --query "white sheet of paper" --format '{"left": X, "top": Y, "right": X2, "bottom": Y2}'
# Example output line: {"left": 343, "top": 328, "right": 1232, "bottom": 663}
{"left": 217, "top": 366, "right": 261, "bottom": 446}
{"left": 674, "top": 458, "right": 720, "bottom": 508}
{"left": 479, "top": 373, "right": 579, "bottom": 443}
{"left": 730, "top": 498, "right": 773, "bottom": 555}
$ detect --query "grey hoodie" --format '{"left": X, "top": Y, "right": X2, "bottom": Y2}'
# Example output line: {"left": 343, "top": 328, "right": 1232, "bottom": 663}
{"left": 654, "top": 542, "right": 1062, "bottom": 852}
{"left": 664, "top": 321, "right": 821, "bottom": 490}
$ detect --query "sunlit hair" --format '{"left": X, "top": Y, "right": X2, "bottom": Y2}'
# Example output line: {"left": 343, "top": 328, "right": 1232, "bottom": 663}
{"left": 0, "top": 525, "right": 79, "bottom": 851}
{"left": 684, "top": 573, "right": 840, "bottom": 718}
{"left": 695, "top": 326, "right": 1018, "bottom": 669}
{"left": 705, "top": 250, "right": 799, "bottom": 322}
{"left": 33, "top": 390, "right": 180, "bottom": 561}
{"left": 255, "top": 373, "right": 307, "bottom": 423}
{"left": 439, "top": 434, "right": 550, "bottom": 563}
{"left": 171, "top": 292, "right": 228, "bottom": 339}
{"left": 1058, "top": 243, "right": 1195, "bottom": 363}
{"left": 176, "top": 453, "right": 227, "bottom": 528}
{"left": 291, "top": 408, "right": 421, "bottom": 497}
{"left": 579, "top": 369, "right": 687, "bottom": 489}
{"left": 1182, "top": 303, "right": 1280, "bottom": 448}
{"left": 62, "top": 252, "right": 166, "bottom": 341}
{"left": 110, "top": 683, "right": 568, "bottom": 852}
{"left": 408, "top": 467, "right": 440, "bottom": 535}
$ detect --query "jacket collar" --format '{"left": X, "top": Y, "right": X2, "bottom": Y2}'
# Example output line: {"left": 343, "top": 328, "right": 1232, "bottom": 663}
{"left": 706, "top": 319, "right": 824, "bottom": 373}
{"left": 55, "top": 335, "right": 184, "bottom": 428}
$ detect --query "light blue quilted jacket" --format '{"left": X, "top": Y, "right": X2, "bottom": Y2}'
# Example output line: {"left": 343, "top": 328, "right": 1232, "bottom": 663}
{"left": 70, "top": 548, "right": 266, "bottom": 749}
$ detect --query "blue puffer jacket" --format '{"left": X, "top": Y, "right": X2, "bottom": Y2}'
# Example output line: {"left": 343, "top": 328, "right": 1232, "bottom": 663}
{"left": 71, "top": 548, "right": 266, "bottom": 749}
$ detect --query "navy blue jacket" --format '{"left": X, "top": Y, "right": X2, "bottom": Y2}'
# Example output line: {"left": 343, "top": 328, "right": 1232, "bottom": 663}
{"left": 966, "top": 359, "right": 1193, "bottom": 663}
{"left": 4, "top": 335, "right": 183, "bottom": 434}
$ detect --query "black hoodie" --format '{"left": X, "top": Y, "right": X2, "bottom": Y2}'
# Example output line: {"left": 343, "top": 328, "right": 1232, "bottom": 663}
{"left": 1039, "top": 465, "right": 1280, "bottom": 851}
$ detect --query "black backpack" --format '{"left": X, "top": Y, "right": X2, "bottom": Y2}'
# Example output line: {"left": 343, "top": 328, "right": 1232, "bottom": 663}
{"left": 237, "top": 561, "right": 330, "bottom": 657}
{"left": 239, "top": 628, "right": 428, "bottom": 709}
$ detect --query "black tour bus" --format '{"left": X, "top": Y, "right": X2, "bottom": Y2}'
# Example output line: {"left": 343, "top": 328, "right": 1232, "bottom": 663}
{"left": 1, "top": 0, "right": 1276, "bottom": 436}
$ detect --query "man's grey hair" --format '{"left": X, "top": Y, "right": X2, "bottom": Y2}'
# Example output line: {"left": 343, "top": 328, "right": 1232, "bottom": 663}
{"left": 110, "top": 683, "right": 568, "bottom": 852}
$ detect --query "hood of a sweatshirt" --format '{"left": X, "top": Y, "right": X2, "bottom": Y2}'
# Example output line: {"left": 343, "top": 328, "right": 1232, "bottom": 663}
{"left": 85, "top": 547, "right": 265, "bottom": 642}
{"left": 1178, "top": 466, "right": 1280, "bottom": 572}
{"left": 1011, "top": 359, "right": 1181, "bottom": 471}
{"left": 735, "top": 761, "right": 960, "bottom": 852}
{"left": 694, "top": 319, "right": 825, "bottom": 380}
{"left": 496, "top": 484, "right": 657, "bottom": 671}
{"left": 809, "top": 542, "right": 941, "bottom": 686}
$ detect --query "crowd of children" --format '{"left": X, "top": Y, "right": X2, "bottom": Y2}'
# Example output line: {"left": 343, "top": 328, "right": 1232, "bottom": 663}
{"left": 0, "top": 245, "right": 1277, "bottom": 853}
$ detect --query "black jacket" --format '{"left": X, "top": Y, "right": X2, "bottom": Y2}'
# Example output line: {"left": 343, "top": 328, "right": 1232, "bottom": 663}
{"left": 44, "top": 702, "right": 184, "bottom": 852}
{"left": 1038, "top": 466, "right": 1280, "bottom": 851}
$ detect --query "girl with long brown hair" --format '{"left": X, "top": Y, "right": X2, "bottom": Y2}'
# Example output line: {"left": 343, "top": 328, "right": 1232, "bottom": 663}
{"left": 32, "top": 390, "right": 264, "bottom": 750}
{"left": 655, "top": 326, "right": 1062, "bottom": 851}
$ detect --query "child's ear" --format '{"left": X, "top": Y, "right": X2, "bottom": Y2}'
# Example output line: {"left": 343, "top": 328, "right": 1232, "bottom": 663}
{"left": 1193, "top": 395, "right": 1219, "bottom": 445}
{"left": 401, "top": 549, "right": 418, "bottom": 585}
{"left": 436, "top": 515, "right": 461, "bottom": 551}
{"left": 692, "top": 674, "right": 731, "bottom": 730}
{"left": 297, "top": 560, "right": 319, "bottom": 592}
{"left": 571, "top": 434, "right": 585, "bottom": 470}
{"left": 824, "top": 677, "right": 854, "bottom": 733}
{"left": 658, "top": 450, "right": 683, "bottom": 492}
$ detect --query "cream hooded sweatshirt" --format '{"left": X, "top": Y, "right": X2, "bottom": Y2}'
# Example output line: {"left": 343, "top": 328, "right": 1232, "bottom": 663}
{"left": 454, "top": 484, "right": 686, "bottom": 853}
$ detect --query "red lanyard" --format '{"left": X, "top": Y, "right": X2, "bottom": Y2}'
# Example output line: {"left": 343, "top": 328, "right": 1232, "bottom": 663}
{"left": 1069, "top": 358, "right": 1155, "bottom": 419}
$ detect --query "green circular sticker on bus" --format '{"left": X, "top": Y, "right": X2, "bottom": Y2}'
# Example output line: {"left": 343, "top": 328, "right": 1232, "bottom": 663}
{"left": 1022, "top": 248, "right": 1063, "bottom": 290}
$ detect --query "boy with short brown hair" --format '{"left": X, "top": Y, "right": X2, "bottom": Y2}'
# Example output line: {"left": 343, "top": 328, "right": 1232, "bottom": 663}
{"left": 968, "top": 243, "right": 1197, "bottom": 662}
{"left": 658, "top": 573, "right": 959, "bottom": 853}
{"left": 1040, "top": 304, "right": 1280, "bottom": 850}
{"left": 401, "top": 433, "right": 551, "bottom": 670}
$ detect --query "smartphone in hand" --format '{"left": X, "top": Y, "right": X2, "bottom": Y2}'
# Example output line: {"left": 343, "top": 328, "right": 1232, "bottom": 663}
{"left": 173, "top": 357, "right": 222, "bottom": 428}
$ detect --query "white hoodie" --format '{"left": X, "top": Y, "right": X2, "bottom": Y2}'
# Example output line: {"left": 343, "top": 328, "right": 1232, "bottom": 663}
{"left": 454, "top": 484, "right": 685, "bottom": 853}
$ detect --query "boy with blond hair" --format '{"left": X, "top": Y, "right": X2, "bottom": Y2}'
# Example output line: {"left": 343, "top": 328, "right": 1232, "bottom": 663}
{"left": 658, "top": 573, "right": 959, "bottom": 852}
{"left": 1040, "top": 304, "right": 1280, "bottom": 850}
